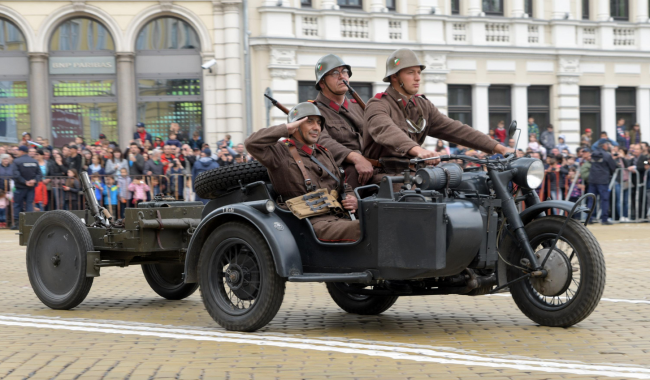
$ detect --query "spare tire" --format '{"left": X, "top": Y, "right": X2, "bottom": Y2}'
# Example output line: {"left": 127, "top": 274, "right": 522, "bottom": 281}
{"left": 194, "top": 161, "right": 269, "bottom": 199}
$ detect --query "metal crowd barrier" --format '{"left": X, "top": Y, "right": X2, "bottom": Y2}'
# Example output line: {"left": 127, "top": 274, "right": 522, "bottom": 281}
{"left": 0, "top": 173, "right": 195, "bottom": 229}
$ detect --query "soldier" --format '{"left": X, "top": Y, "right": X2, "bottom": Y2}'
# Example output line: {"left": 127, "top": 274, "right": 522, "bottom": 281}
{"left": 313, "top": 54, "right": 373, "bottom": 188}
{"left": 245, "top": 102, "right": 360, "bottom": 242}
{"left": 364, "top": 48, "right": 513, "bottom": 181}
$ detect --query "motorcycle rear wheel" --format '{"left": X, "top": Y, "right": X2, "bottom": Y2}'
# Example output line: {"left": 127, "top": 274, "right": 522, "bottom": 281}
{"left": 506, "top": 216, "right": 605, "bottom": 327}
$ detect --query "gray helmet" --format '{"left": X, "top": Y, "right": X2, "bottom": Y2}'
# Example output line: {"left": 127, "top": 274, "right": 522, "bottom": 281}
{"left": 287, "top": 102, "right": 326, "bottom": 126}
{"left": 383, "top": 48, "right": 426, "bottom": 82}
{"left": 314, "top": 54, "right": 352, "bottom": 90}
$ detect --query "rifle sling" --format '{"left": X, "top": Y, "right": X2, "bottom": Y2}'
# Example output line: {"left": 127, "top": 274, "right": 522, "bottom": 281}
{"left": 309, "top": 155, "right": 340, "bottom": 186}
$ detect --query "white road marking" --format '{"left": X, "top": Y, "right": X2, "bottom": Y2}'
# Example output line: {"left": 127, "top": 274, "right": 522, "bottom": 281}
{"left": 488, "top": 293, "right": 650, "bottom": 304}
{"left": 0, "top": 315, "right": 649, "bottom": 379}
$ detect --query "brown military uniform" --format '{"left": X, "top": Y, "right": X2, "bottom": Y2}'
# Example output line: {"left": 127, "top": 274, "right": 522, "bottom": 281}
{"left": 245, "top": 124, "right": 360, "bottom": 242}
{"left": 364, "top": 85, "right": 498, "bottom": 178}
{"left": 314, "top": 92, "right": 365, "bottom": 188}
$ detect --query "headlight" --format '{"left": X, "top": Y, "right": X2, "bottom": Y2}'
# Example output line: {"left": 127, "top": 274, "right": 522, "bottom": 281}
{"left": 509, "top": 158, "right": 544, "bottom": 189}
{"left": 265, "top": 199, "right": 276, "bottom": 213}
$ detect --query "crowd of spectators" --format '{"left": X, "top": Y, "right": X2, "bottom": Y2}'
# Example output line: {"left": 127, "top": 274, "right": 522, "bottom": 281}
{"left": 0, "top": 123, "right": 255, "bottom": 229}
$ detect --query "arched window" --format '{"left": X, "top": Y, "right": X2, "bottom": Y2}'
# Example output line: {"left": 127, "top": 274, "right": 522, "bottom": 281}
{"left": 135, "top": 17, "right": 202, "bottom": 142}
{"left": 49, "top": 18, "right": 117, "bottom": 147}
{"left": 0, "top": 18, "right": 29, "bottom": 143}
{"left": 49, "top": 18, "right": 114, "bottom": 51}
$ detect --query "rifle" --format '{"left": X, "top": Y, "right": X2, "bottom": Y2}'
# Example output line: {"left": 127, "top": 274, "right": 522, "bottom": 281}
{"left": 342, "top": 80, "right": 366, "bottom": 110}
{"left": 264, "top": 94, "right": 290, "bottom": 115}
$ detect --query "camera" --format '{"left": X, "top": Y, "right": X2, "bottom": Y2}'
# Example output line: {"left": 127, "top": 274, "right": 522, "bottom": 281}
{"left": 201, "top": 59, "right": 217, "bottom": 70}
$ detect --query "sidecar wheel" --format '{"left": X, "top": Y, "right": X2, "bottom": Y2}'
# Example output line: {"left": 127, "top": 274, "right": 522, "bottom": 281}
{"left": 142, "top": 263, "right": 198, "bottom": 300}
{"left": 199, "top": 221, "right": 285, "bottom": 332}
{"left": 326, "top": 283, "right": 398, "bottom": 315}
{"left": 506, "top": 216, "right": 605, "bottom": 327}
{"left": 26, "top": 211, "right": 94, "bottom": 310}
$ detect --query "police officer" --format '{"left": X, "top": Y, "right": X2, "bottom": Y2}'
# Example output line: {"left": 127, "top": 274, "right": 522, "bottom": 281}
{"left": 245, "top": 102, "right": 360, "bottom": 242}
{"left": 313, "top": 54, "right": 373, "bottom": 188}
{"left": 11, "top": 145, "right": 41, "bottom": 229}
{"left": 364, "top": 48, "right": 513, "bottom": 180}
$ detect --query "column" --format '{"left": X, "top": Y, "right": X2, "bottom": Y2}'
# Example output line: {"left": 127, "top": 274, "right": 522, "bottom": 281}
{"left": 511, "top": 0, "right": 524, "bottom": 18}
{"left": 472, "top": 84, "right": 489, "bottom": 134}
{"left": 636, "top": 86, "right": 650, "bottom": 141}
{"left": 601, "top": 85, "right": 617, "bottom": 139}
{"left": 467, "top": 0, "right": 481, "bottom": 16}
{"left": 597, "top": 0, "right": 610, "bottom": 21}
{"left": 552, "top": 0, "right": 570, "bottom": 19}
{"left": 116, "top": 53, "right": 136, "bottom": 150}
{"left": 417, "top": 0, "right": 436, "bottom": 14}
{"left": 28, "top": 53, "right": 49, "bottom": 142}
{"left": 268, "top": 47, "right": 298, "bottom": 126}
{"left": 321, "top": 0, "right": 336, "bottom": 9}
{"left": 557, "top": 57, "right": 581, "bottom": 150}
{"left": 423, "top": 53, "right": 449, "bottom": 114}
{"left": 211, "top": 2, "right": 226, "bottom": 145}
{"left": 637, "top": 0, "right": 649, "bottom": 22}
{"left": 370, "top": 0, "right": 385, "bottom": 12}
{"left": 223, "top": 1, "right": 245, "bottom": 144}
{"left": 511, "top": 84, "right": 529, "bottom": 151}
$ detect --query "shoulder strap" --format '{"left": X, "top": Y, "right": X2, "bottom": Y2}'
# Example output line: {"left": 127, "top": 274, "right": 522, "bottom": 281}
{"left": 309, "top": 155, "right": 340, "bottom": 186}
{"left": 289, "top": 145, "right": 314, "bottom": 192}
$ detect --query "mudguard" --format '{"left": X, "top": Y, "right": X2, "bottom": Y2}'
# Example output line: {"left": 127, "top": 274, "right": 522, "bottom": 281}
{"left": 496, "top": 200, "right": 589, "bottom": 287}
{"left": 183, "top": 201, "right": 302, "bottom": 283}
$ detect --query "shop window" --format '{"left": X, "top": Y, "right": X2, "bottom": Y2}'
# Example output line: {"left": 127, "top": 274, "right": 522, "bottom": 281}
{"left": 448, "top": 85, "right": 472, "bottom": 126}
{"left": 580, "top": 86, "right": 601, "bottom": 138}
{"left": 0, "top": 18, "right": 27, "bottom": 51}
{"left": 0, "top": 19, "right": 29, "bottom": 143}
{"left": 50, "top": 18, "right": 114, "bottom": 51}
{"left": 136, "top": 18, "right": 200, "bottom": 50}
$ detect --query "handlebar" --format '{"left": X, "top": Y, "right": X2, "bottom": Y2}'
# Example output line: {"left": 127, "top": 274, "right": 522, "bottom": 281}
{"left": 409, "top": 153, "right": 516, "bottom": 166}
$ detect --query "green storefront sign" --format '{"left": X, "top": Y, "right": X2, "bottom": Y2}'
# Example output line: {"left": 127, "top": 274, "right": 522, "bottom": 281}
{"left": 49, "top": 57, "right": 116, "bottom": 75}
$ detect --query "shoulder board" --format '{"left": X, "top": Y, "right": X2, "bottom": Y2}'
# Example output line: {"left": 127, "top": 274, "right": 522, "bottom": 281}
{"left": 307, "top": 99, "right": 315, "bottom": 103}
{"left": 316, "top": 144, "right": 328, "bottom": 152}
{"left": 350, "top": 99, "right": 357, "bottom": 103}
{"left": 415, "top": 94, "right": 428, "bottom": 99}
{"left": 284, "top": 139, "right": 296, "bottom": 146}
{"left": 374, "top": 92, "right": 386, "bottom": 99}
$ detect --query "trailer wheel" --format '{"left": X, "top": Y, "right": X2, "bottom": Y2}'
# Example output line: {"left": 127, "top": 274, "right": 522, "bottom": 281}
{"left": 26, "top": 211, "right": 94, "bottom": 310}
{"left": 142, "top": 263, "right": 198, "bottom": 300}
{"left": 199, "top": 221, "right": 285, "bottom": 332}
{"left": 194, "top": 161, "right": 269, "bottom": 199}
{"left": 326, "top": 283, "right": 398, "bottom": 315}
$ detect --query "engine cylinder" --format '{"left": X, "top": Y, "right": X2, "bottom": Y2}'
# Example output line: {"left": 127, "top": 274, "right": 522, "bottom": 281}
{"left": 415, "top": 163, "right": 463, "bottom": 191}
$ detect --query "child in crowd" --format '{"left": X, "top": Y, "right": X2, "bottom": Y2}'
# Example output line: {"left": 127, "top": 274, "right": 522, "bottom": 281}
{"left": 62, "top": 169, "right": 81, "bottom": 210}
{"left": 494, "top": 121, "right": 507, "bottom": 144}
{"left": 103, "top": 176, "right": 119, "bottom": 218}
{"left": 34, "top": 180, "right": 48, "bottom": 212}
{"left": 128, "top": 176, "right": 150, "bottom": 206}
{"left": 117, "top": 168, "right": 131, "bottom": 219}
{"left": 91, "top": 174, "right": 103, "bottom": 204}
{"left": 0, "top": 189, "right": 7, "bottom": 228}
{"left": 166, "top": 133, "right": 182, "bottom": 148}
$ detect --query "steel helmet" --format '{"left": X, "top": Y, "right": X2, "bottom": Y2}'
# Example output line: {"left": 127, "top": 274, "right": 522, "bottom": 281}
{"left": 287, "top": 102, "right": 326, "bottom": 126}
{"left": 382, "top": 48, "right": 426, "bottom": 82}
{"left": 314, "top": 54, "right": 353, "bottom": 90}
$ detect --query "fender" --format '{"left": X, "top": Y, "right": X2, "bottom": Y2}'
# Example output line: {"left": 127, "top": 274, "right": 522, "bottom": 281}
{"left": 496, "top": 200, "right": 589, "bottom": 287}
{"left": 183, "top": 201, "right": 302, "bottom": 283}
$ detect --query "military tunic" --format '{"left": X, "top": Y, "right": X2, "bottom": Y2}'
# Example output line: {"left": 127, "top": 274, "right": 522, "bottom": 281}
{"left": 245, "top": 124, "right": 360, "bottom": 242}
{"left": 363, "top": 85, "right": 498, "bottom": 168}
{"left": 314, "top": 92, "right": 366, "bottom": 188}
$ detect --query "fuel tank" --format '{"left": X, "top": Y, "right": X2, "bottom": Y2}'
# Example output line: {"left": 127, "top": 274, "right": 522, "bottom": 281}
{"left": 442, "top": 199, "right": 485, "bottom": 276}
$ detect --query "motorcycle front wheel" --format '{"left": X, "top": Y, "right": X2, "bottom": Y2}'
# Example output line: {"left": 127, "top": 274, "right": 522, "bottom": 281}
{"left": 506, "top": 216, "right": 606, "bottom": 327}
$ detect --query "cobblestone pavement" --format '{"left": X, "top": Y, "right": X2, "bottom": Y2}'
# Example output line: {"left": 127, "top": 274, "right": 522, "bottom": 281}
{"left": 0, "top": 224, "right": 650, "bottom": 379}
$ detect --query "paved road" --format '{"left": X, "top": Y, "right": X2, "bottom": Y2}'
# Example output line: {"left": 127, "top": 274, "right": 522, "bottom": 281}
{"left": 0, "top": 224, "right": 649, "bottom": 379}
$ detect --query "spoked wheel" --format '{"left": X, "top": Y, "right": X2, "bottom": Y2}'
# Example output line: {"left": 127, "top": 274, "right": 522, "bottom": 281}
{"left": 507, "top": 216, "right": 606, "bottom": 327}
{"left": 199, "top": 222, "right": 285, "bottom": 331}
{"left": 142, "top": 263, "right": 198, "bottom": 300}
{"left": 26, "top": 211, "right": 94, "bottom": 310}
{"left": 326, "top": 283, "right": 398, "bottom": 315}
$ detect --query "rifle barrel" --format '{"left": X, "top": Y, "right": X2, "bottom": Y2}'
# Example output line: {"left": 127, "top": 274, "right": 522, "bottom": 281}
{"left": 342, "top": 80, "right": 366, "bottom": 110}
{"left": 264, "top": 94, "right": 290, "bottom": 115}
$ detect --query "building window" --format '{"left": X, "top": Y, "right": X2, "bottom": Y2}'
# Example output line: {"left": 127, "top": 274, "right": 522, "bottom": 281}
{"left": 0, "top": 18, "right": 29, "bottom": 143}
{"left": 616, "top": 87, "right": 636, "bottom": 134}
{"left": 527, "top": 86, "right": 550, "bottom": 140}
{"left": 49, "top": 18, "right": 117, "bottom": 147}
{"left": 488, "top": 85, "right": 511, "bottom": 139}
{"left": 301, "top": 0, "right": 312, "bottom": 7}
{"left": 136, "top": 17, "right": 203, "bottom": 142}
{"left": 483, "top": 0, "right": 504, "bottom": 16}
{"left": 338, "top": 0, "right": 362, "bottom": 8}
{"left": 386, "top": 0, "right": 396, "bottom": 11}
{"left": 448, "top": 85, "right": 472, "bottom": 127}
{"left": 580, "top": 87, "right": 601, "bottom": 138}
{"left": 524, "top": 0, "right": 533, "bottom": 17}
{"left": 582, "top": 0, "right": 590, "bottom": 19}
{"left": 298, "top": 81, "right": 373, "bottom": 104}
{"left": 610, "top": 0, "right": 629, "bottom": 21}
{"left": 451, "top": 0, "right": 460, "bottom": 14}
